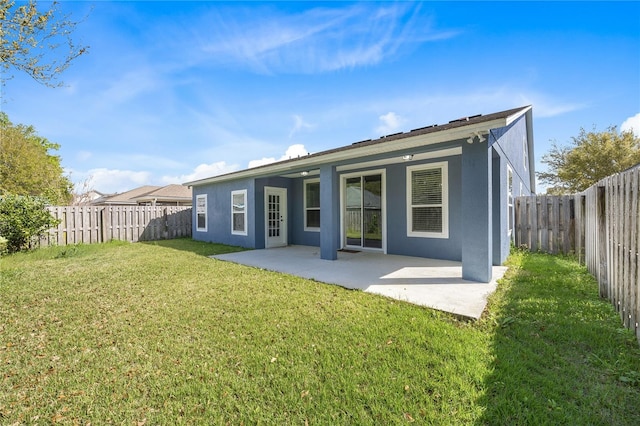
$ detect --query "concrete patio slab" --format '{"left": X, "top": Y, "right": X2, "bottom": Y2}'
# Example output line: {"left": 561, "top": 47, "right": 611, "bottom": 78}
{"left": 212, "top": 246, "right": 508, "bottom": 320}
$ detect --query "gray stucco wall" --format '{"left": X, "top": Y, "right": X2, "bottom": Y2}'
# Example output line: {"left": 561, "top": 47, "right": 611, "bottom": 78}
{"left": 254, "top": 176, "right": 294, "bottom": 249}
{"left": 490, "top": 115, "right": 535, "bottom": 265}
{"left": 290, "top": 178, "right": 321, "bottom": 247}
{"left": 491, "top": 115, "right": 533, "bottom": 195}
{"left": 492, "top": 150, "right": 508, "bottom": 265}
{"left": 385, "top": 155, "right": 463, "bottom": 261}
{"left": 192, "top": 177, "right": 256, "bottom": 248}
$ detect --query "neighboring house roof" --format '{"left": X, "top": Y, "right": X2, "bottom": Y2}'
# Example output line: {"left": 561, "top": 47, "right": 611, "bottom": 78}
{"left": 73, "top": 189, "right": 113, "bottom": 205}
{"left": 133, "top": 184, "right": 192, "bottom": 204}
{"left": 92, "top": 185, "right": 192, "bottom": 205}
{"left": 86, "top": 190, "right": 109, "bottom": 200}
{"left": 184, "top": 105, "right": 534, "bottom": 188}
{"left": 93, "top": 185, "right": 161, "bottom": 205}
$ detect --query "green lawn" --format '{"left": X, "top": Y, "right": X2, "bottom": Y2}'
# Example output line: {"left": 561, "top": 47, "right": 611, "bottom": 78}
{"left": 1, "top": 240, "right": 638, "bottom": 424}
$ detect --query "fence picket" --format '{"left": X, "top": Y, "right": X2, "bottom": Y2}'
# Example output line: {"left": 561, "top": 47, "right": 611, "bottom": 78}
{"left": 630, "top": 168, "right": 639, "bottom": 339}
{"left": 563, "top": 195, "right": 572, "bottom": 254}
{"left": 622, "top": 173, "right": 631, "bottom": 328}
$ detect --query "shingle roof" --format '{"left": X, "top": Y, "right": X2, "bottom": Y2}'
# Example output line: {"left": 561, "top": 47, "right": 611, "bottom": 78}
{"left": 135, "top": 184, "right": 192, "bottom": 200}
{"left": 93, "top": 184, "right": 192, "bottom": 205}
{"left": 99, "top": 185, "right": 161, "bottom": 204}
{"left": 185, "top": 105, "right": 532, "bottom": 187}
{"left": 345, "top": 105, "right": 528, "bottom": 150}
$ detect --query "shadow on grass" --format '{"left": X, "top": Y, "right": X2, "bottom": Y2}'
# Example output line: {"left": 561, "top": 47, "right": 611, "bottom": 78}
{"left": 477, "top": 251, "right": 640, "bottom": 425}
{"left": 141, "top": 238, "right": 247, "bottom": 257}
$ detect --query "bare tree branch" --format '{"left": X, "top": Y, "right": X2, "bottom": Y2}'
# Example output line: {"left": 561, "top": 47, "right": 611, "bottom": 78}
{"left": 0, "top": 0, "right": 89, "bottom": 87}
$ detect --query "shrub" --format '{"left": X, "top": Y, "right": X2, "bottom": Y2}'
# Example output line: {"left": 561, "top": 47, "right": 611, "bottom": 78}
{"left": 0, "top": 194, "right": 60, "bottom": 253}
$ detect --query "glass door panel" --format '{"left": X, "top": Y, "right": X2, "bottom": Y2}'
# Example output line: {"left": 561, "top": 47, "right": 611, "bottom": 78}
{"left": 363, "top": 174, "right": 382, "bottom": 248}
{"left": 345, "top": 177, "right": 362, "bottom": 246}
{"left": 344, "top": 173, "right": 383, "bottom": 249}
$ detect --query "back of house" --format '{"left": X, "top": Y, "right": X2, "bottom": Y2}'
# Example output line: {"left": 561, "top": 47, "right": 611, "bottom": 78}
{"left": 185, "top": 105, "right": 535, "bottom": 282}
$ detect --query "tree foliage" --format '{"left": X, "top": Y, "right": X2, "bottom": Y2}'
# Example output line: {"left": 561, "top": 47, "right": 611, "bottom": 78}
{"left": 0, "top": 193, "right": 60, "bottom": 253}
{"left": 538, "top": 126, "right": 640, "bottom": 194}
{"left": 0, "top": 112, "right": 73, "bottom": 204}
{"left": 0, "top": 0, "right": 88, "bottom": 87}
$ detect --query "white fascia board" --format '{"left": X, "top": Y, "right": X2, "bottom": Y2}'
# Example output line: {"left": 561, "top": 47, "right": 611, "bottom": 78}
{"left": 505, "top": 105, "right": 531, "bottom": 127}
{"left": 524, "top": 108, "right": 536, "bottom": 192}
{"left": 184, "top": 117, "right": 508, "bottom": 187}
{"left": 336, "top": 146, "right": 461, "bottom": 172}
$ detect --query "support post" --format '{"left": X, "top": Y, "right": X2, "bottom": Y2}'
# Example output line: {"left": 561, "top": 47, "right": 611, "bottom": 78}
{"left": 320, "top": 164, "right": 339, "bottom": 260}
{"left": 462, "top": 138, "right": 493, "bottom": 282}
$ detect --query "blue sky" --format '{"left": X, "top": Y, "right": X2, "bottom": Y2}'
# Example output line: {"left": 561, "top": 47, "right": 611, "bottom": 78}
{"left": 2, "top": 1, "right": 639, "bottom": 194}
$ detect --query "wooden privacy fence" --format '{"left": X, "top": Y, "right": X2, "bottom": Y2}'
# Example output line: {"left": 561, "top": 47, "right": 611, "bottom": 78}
{"left": 515, "top": 165, "right": 639, "bottom": 343}
{"left": 42, "top": 206, "right": 192, "bottom": 246}
{"left": 514, "top": 195, "right": 575, "bottom": 256}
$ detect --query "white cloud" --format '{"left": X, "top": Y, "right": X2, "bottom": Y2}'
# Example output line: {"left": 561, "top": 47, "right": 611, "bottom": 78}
{"left": 248, "top": 157, "right": 278, "bottom": 169}
{"left": 621, "top": 112, "right": 640, "bottom": 136}
{"left": 284, "top": 143, "right": 309, "bottom": 158}
{"left": 513, "top": 92, "right": 586, "bottom": 118}
{"left": 376, "top": 111, "right": 406, "bottom": 135}
{"left": 73, "top": 168, "right": 152, "bottom": 194}
{"left": 68, "top": 161, "right": 239, "bottom": 195}
{"left": 289, "top": 115, "right": 314, "bottom": 138}
{"left": 100, "top": 67, "right": 162, "bottom": 105}
{"left": 248, "top": 144, "right": 309, "bottom": 168}
{"left": 194, "top": 3, "right": 457, "bottom": 74}
{"left": 162, "top": 161, "right": 240, "bottom": 184}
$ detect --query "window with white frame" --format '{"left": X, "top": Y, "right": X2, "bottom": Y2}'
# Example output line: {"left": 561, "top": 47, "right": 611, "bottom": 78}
{"left": 406, "top": 162, "right": 448, "bottom": 238}
{"left": 507, "top": 166, "right": 514, "bottom": 238}
{"left": 231, "top": 189, "right": 247, "bottom": 235}
{"left": 304, "top": 179, "right": 320, "bottom": 231}
{"left": 196, "top": 194, "right": 207, "bottom": 232}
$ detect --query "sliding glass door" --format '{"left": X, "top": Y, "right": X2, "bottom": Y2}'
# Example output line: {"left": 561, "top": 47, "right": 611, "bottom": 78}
{"left": 344, "top": 173, "right": 383, "bottom": 249}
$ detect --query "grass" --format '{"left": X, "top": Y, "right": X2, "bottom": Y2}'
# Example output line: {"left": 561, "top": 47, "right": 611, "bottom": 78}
{"left": 480, "top": 249, "right": 640, "bottom": 424}
{"left": 1, "top": 240, "right": 638, "bottom": 424}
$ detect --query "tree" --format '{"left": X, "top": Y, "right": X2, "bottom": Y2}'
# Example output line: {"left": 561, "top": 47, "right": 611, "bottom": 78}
{"left": 538, "top": 126, "right": 640, "bottom": 194}
{"left": 0, "top": 112, "right": 73, "bottom": 204}
{"left": 0, "top": 0, "right": 88, "bottom": 87}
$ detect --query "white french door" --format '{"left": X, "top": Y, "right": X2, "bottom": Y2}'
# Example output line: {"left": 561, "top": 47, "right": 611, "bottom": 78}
{"left": 264, "top": 187, "right": 287, "bottom": 248}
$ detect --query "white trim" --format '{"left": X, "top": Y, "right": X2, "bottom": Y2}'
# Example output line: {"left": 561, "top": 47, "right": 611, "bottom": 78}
{"left": 506, "top": 105, "right": 532, "bottom": 126}
{"left": 406, "top": 161, "right": 449, "bottom": 239}
{"left": 196, "top": 194, "right": 207, "bottom": 232}
{"left": 507, "top": 166, "right": 514, "bottom": 239}
{"left": 264, "top": 186, "right": 288, "bottom": 248}
{"left": 303, "top": 178, "right": 320, "bottom": 232}
{"left": 336, "top": 146, "right": 461, "bottom": 172}
{"left": 231, "top": 189, "right": 248, "bottom": 236}
{"left": 339, "top": 169, "right": 387, "bottom": 253}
